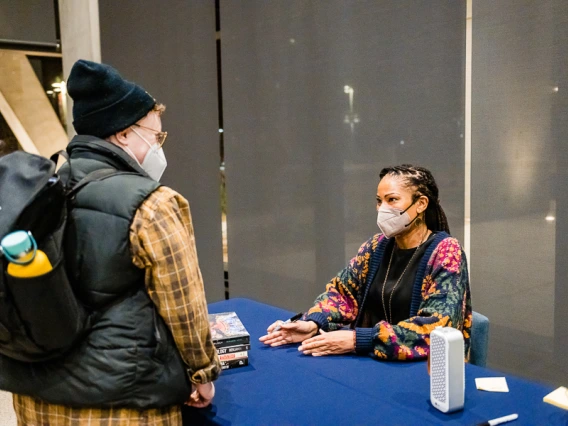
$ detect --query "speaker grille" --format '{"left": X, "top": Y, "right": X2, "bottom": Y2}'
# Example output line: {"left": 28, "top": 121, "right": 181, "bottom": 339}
{"left": 431, "top": 334, "right": 446, "bottom": 403}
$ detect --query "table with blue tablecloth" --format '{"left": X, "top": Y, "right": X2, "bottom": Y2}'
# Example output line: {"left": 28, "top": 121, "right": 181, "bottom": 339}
{"left": 184, "top": 298, "right": 567, "bottom": 425}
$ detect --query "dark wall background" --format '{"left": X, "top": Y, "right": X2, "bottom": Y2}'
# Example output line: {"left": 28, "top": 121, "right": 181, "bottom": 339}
{"left": 221, "top": 0, "right": 466, "bottom": 312}
{"left": 99, "top": 0, "right": 224, "bottom": 301}
{"left": 0, "top": 0, "right": 56, "bottom": 43}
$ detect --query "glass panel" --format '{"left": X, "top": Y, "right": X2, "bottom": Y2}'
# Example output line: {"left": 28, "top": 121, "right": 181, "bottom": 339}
{"left": 27, "top": 56, "right": 66, "bottom": 129}
{"left": 99, "top": 0, "right": 225, "bottom": 301}
{"left": 222, "top": 0, "right": 466, "bottom": 311}
{"left": 472, "top": 0, "right": 568, "bottom": 385}
{"left": 0, "top": 50, "right": 67, "bottom": 157}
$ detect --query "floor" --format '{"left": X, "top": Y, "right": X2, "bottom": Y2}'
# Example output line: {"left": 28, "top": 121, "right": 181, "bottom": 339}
{"left": 0, "top": 391, "right": 16, "bottom": 426}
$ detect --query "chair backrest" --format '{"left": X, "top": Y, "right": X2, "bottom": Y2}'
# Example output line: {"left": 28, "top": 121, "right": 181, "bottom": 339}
{"left": 470, "top": 311, "right": 490, "bottom": 367}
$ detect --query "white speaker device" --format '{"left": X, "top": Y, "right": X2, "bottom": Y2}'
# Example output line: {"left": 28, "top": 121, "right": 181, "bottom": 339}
{"left": 430, "top": 326, "right": 465, "bottom": 413}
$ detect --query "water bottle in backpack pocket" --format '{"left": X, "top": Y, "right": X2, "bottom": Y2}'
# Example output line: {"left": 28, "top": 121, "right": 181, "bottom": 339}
{"left": 0, "top": 151, "right": 118, "bottom": 362}
{"left": 1, "top": 230, "right": 87, "bottom": 357}
{"left": 2, "top": 231, "right": 52, "bottom": 277}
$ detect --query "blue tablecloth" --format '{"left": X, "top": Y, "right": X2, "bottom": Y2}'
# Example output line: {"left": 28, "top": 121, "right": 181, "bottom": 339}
{"left": 184, "top": 298, "right": 567, "bottom": 425}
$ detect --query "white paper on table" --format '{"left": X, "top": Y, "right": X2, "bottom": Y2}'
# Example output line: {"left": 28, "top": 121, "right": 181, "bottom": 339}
{"left": 543, "top": 386, "right": 568, "bottom": 410}
{"left": 475, "top": 377, "right": 509, "bottom": 392}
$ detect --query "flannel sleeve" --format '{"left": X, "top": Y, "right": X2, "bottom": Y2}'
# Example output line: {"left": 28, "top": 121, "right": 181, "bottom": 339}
{"left": 304, "top": 234, "right": 381, "bottom": 331}
{"left": 130, "top": 187, "right": 221, "bottom": 384}
{"left": 354, "top": 237, "right": 472, "bottom": 361}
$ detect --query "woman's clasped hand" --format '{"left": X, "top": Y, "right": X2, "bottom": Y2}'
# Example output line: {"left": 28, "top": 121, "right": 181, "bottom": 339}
{"left": 259, "top": 321, "right": 356, "bottom": 356}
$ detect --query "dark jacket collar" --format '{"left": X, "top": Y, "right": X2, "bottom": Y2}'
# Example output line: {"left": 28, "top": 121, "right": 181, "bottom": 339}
{"left": 67, "top": 135, "right": 149, "bottom": 177}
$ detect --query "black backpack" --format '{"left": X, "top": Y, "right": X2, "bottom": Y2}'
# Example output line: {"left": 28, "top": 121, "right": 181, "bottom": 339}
{"left": 0, "top": 150, "right": 117, "bottom": 362}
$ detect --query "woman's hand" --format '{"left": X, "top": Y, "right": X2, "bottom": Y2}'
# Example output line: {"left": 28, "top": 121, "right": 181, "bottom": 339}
{"left": 298, "top": 330, "right": 355, "bottom": 356}
{"left": 186, "top": 382, "right": 215, "bottom": 408}
{"left": 259, "top": 320, "right": 318, "bottom": 346}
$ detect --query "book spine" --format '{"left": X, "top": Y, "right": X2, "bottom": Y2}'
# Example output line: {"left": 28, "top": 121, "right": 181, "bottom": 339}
{"left": 216, "top": 344, "right": 251, "bottom": 355}
{"left": 221, "top": 357, "right": 249, "bottom": 370}
{"left": 213, "top": 336, "right": 250, "bottom": 348}
{"left": 218, "top": 351, "right": 248, "bottom": 361}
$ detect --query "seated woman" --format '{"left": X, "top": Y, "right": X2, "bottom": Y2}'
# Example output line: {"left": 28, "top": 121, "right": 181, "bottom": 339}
{"left": 260, "top": 164, "right": 471, "bottom": 361}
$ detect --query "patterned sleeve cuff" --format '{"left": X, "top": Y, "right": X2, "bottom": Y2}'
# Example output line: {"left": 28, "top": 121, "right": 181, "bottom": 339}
{"left": 304, "top": 312, "right": 330, "bottom": 331}
{"left": 354, "top": 327, "right": 375, "bottom": 355}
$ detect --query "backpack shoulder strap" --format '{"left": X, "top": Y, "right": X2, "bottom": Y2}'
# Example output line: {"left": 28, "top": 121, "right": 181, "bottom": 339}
{"left": 66, "top": 169, "right": 132, "bottom": 199}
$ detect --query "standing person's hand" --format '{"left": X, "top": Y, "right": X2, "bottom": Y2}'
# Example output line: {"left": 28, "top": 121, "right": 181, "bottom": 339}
{"left": 298, "top": 330, "right": 355, "bottom": 356}
{"left": 259, "top": 320, "right": 319, "bottom": 346}
{"left": 186, "top": 382, "right": 215, "bottom": 408}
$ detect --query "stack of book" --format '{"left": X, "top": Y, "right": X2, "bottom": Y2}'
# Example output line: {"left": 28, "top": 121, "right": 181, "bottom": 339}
{"left": 208, "top": 311, "right": 250, "bottom": 370}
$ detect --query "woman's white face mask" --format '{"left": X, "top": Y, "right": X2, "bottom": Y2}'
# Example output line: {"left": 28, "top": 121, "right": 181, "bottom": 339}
{"left": 129, "top": 127, "right": 167, "bottom": 181}
{"left": 376, "top": 200, "right": 417, "bottom": 238}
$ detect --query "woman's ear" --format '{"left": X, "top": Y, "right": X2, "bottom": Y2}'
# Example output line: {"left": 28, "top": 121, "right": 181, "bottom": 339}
{"left": 416, "top": 195, "right": 429, "bottom": 214}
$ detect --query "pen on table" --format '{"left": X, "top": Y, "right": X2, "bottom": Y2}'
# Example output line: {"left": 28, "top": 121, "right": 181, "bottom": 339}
{"left": 476, "top": 413, "right": 518, "bottom": 426}
{"left": 272, "top": 312, "right": 304, "bottom": 332}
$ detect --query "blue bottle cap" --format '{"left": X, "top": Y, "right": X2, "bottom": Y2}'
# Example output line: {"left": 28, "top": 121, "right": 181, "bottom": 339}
{"left": 1, "top": 231, "right": 32, "bottom": 258}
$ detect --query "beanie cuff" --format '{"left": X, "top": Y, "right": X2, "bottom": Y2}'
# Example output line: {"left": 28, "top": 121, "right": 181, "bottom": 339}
{"left": 72, "top": 85, "right": 155, "bottom": 138}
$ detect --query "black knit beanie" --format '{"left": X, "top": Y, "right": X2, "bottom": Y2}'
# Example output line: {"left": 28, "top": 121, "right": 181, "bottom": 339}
{"left": 67, "top": 60, "right": 156, "bottom": 138}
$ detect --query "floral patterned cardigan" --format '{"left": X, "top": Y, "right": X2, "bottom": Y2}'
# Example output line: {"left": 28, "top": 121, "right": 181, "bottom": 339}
{"left": 304, "top": 232, "right": 472, "bottom": 361}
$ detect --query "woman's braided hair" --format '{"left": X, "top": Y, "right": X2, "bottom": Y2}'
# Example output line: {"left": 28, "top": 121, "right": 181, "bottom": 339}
{"left": 379, "top": 164, "right": 450, "bottom": 234}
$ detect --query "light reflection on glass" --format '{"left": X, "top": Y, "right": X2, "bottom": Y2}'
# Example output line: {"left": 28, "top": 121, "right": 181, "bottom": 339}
{"left": 343, "top": 85, "right": 359, "bottom": 133}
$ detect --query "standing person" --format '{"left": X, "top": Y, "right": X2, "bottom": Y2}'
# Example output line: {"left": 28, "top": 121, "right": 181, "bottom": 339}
{"left": 7, "top": 60, "right": 220, "bottom": 425}
{"left": 260, "top": 165, "right": 472, "bottom": 361}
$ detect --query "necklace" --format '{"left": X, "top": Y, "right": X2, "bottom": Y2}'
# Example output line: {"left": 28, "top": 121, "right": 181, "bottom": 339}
{"left": 381, "top": 228, "right": 429, "bottom": 324}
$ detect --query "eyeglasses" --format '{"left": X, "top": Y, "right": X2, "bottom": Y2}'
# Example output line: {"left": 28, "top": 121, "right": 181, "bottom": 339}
{"left": 132, "top": 123, "right": 168, "bottom": 148}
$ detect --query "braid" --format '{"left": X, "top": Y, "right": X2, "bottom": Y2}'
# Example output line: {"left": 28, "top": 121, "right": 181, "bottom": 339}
{"left": 435, "top": 203, "right": 450, "bottom": 234}
{"left": 379, "top": 164, "right": 451, "bottom": 234}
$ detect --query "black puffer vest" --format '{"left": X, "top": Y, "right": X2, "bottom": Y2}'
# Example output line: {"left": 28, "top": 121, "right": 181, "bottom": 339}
{"left": 0, "top": 137, "right": 191, "bottom": 408}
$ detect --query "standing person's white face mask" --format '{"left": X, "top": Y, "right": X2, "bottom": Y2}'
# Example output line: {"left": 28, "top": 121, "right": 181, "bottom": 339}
{"left": 130, "top": 127, "right": 167, "bottom": 181}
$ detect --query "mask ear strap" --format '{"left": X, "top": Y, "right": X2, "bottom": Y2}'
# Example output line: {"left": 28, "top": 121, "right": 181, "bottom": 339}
{"left": 116, "top": 132, "right": 144, "bottom": 166}
{"left": 404, "top": 213, "right": 420, "bottom": 228}
{"left": 131, "top": 127, "right": 153, "bottom": 149}
{"left": 122, "top": 144, "right": 142, "bottom": 166}
{"left": 401, "top": 195, "right": 418, "bottom": 215}
{"left": 403, "top": 195, "right": 421, "bottom": 228}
